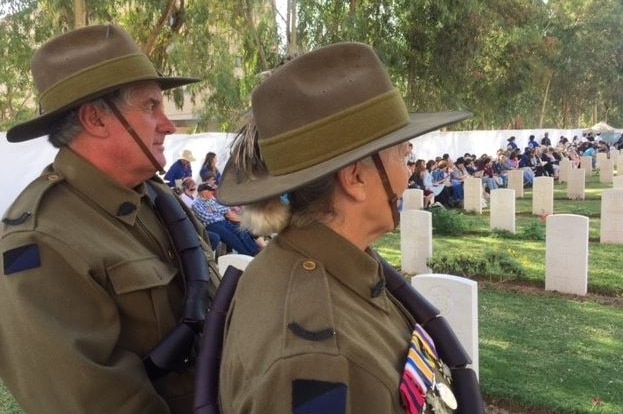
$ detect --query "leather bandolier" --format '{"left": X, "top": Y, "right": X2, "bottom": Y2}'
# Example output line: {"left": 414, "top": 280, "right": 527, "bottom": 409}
{"left": 143, "top": 182, "right": 219, "bottom": 380}
{"left": 192, "top": 248, "right": 484, "bottom": 414}
{"left": 380, "top": 256, "right": 485, "bottom": 414}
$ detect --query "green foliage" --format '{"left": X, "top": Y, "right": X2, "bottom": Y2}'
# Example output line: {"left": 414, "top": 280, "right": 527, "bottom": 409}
{"left": 427, "top": 250, "right": 526, "bottom": 282}
{"left": 2, "top": 0, "right": 623, "bottom": 129}
{"left": 0, "top": 382, "right": 22, "bottom": 414}
{"left": 517, "top": 220, "right": 546, "bottom": 240}
{"left": 430, "top": 208, "right": 472, "bottom": 236}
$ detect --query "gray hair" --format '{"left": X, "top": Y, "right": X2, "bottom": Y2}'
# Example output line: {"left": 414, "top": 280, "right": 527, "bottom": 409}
{"left": 241, "top": 176, "right": 337, "bottom": 236}
{"left": 47, "top": 86, "right": 136, "bottom": 148}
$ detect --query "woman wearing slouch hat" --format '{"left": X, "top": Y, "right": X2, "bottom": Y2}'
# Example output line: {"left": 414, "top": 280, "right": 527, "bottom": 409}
{"left": 211, "top": 43, "right": 483, "bottom": 414}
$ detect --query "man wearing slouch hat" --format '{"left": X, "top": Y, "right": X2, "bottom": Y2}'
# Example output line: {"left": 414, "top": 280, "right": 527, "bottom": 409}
{"left": 0, "top": 24, "right": 220, "bottom": 414}
{"left": 213, "top": 43, "right": 483, "bottom": 413}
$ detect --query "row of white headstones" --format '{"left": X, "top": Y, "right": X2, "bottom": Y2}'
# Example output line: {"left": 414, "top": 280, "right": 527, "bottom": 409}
{"left": 215, "top": 149, "right": 622, "bottom": 378}
{"left": 398, "top": 149, "right": 623, "bottom": 375}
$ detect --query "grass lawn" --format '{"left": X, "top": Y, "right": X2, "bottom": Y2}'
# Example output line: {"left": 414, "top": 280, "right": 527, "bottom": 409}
{"left": 478, "top": 285, "right": 623, "bottom": 413}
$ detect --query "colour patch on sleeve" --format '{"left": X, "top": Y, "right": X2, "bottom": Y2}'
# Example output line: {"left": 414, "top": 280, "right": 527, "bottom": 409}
{"left": 3, "top": 244, "right": 41, "bottom": 275}
{"left": 292, "top": 379, "right": 347, "bottom": 414}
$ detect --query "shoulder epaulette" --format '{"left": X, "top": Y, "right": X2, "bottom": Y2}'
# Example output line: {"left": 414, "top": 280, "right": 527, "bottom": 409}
{"left": 283, "top": 259, "right": 338, "bottom": 355}
{"left": 2, "top": 170, "right": 65, "bottom": 233}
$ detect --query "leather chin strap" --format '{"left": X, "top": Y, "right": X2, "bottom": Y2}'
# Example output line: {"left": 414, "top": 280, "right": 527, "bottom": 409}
{"left": 103, "top": 96, "right": 166, "bottom": 175}
{"left": 371, "top": 153, "right": 400, "bottom": 228}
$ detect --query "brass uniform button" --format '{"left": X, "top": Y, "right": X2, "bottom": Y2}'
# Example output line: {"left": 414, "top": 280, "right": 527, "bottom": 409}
{"left": 47, "top": 174, "right": 60, "bottom": 182}
{"left": 302, "top": 260, "right": 316, "bottom": 271}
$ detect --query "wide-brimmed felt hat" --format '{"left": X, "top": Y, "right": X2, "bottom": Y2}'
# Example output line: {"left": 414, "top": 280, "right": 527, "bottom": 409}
{"left": 217, "top": 42, "right": 471, "bottom": 205}
{"left": 198, "top": 183, "right": 217, "bottom": 192}
{"left": 181, "top": 149, "right": 196, "bottom": 162}
{"left": 7, "top": 24, "right": 199, "bottom": 142}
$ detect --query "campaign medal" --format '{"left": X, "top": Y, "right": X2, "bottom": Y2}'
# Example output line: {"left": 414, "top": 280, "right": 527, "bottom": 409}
{"left": 435, "top": 382, "right": 458, "bottom": 410}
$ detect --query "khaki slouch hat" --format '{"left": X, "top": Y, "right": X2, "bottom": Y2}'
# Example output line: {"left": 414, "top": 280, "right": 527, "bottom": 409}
{"left": 218, "top": 42, "right": 471, "bottom": 205}
{"left": 7, "top": 24, "right": 199, "bottom": 142}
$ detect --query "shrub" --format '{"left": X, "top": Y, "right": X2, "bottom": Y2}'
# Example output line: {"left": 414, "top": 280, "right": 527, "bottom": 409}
{"left": 518, "top": 221, "right": 546, "bottom": 240}
{"left": 427, "top": 250, "right": 526, "bottom": 282}
{"left": 430, "top": 208, "right": 471, "bottom": 236}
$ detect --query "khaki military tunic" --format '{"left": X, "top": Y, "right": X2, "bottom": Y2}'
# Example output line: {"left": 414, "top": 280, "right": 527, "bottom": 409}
{"left": 0, "top": 148, "right": 218, "bottom": 414}
{"left": 219, "top": 223, "right": 414, "bottom": 414}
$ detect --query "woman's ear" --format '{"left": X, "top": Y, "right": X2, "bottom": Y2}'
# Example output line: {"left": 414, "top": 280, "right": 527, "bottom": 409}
{"left": 336, "top": 161, "right": 369, "bottom": 202}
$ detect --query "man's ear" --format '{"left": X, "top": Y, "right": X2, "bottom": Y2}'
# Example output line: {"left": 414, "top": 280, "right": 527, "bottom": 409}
{"left": 78, "top": 103, "right": 108, "bottom": 137}
{"left": 336, "top": 161, "right": 369, "bottom": 202}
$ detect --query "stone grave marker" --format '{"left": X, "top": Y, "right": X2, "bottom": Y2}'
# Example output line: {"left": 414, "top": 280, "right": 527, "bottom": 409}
{"left": 546, "top": 214, "right": 588, "bottom": 296}
{"left": 464, "top": 176, "right": 483, "bottom": 214}
{"left": 507, "top": 169, "right": 524, "bottom": 198}
{"left": 218, "top": 253, "right": 254, "bottom": 275}
{"left": 596, "top": 152, "right": 608, "bottom": 169}
{"left": 600, "top": 188, "right": 623, "bottom": 244}
{"left": 400, "top": 209, "right": 432, "bottom": 274}
{"left": 558, "top": 158, "right": 571, "bottom": 183}
{"left": 490, "top": 188, "right": 515, "bottom": 233}
{"left": 412, "top": 274, "right": 480, "bottom": 378}
{"left": 599, "top": 158, "right": 614, "bottom": 184}
{"left": 567, "top": 168, "right": 586, "bottom": 200}
{"left": 581, "top": 155, "right": 593, "bottom": 177}
{"left": 402, "top": 188, "right": 424, "bottom": 211}
{"left": 613, "top": 175, "right": 623, "bottom": 189}
{"left": 532, "top": 176, "right": 554, "bottom": 216}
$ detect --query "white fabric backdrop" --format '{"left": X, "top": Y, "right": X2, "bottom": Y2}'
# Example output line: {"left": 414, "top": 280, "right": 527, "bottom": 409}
{"left": 0, "top": 128, "right": 584, "bottom": 216}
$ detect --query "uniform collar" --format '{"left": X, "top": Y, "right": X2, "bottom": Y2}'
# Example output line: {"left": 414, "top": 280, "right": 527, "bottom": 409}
{"left": 279, "top": 223, "right": 390, "bottom": 312}
{"left": 52, "top": 147, "right": 146, "bottom": 225}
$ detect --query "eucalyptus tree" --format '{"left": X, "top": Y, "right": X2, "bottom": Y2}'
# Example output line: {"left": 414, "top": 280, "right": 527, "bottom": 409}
{"left": 0, "top": 0, "right": 282, "bottom": 132}
{"left": 294, "top": 0, "right": 549, "bottom": 130}
{"left": 546, "top": 0, "right": 623, "bottom": 127}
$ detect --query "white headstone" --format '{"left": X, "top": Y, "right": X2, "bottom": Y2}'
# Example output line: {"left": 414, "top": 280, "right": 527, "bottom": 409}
{"left": 217, "top": 253, "right": 254, "bottom": 275}
{"left": 507, "top": 169, "right": 524, "bottom": 198}
{"left": 402, "top": 188, "right": 424, "bottom": 211}
{"left": 558, "top": 158, "right": 571, "bottom": 183}
{"left": 464, "top": 176, "right": 483, "bottom": 214}
{"left": 611, "top": 150, "right": 620, "bottom": 173}
{"left": 596, "top": 152, "right": 608, "bottom": 169}
{"left": 613, "top": 175, "right": 623, "bottom": 189}
{"left": 599, "top": 158, "right": 614, "bottom": 184}
{"left": 490, "top": 189, "right": 516, "bottom": 233}
{"left": 532, "top": 176, "right": 554, "bottom": 216}
{"left": 581, "top": 155, "right": 593, "bottom": 177}
{"left": 412, "top": 274, "right": 479, "bottom": 378}
{"left": 567, "top": 168, "right": 586, "bottom": 200}
{"left": 400, "top": 210, "right": 432, "bottom": 274}
{"left": 600, "top": 189, "right": 623, "bottom": 244}
{"left": 545, "top": 214, "right": 588, "bottom": 296}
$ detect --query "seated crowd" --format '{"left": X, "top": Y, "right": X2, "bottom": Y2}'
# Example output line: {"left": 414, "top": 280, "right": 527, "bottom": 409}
{"left": 164, "top": 150, "right": 266, "bottom": 257}
{"left": 407, "top": 131, "right": 616, "bottom": 209}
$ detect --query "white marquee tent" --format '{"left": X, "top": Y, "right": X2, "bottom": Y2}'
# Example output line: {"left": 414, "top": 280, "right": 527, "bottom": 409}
{"left": 1, "top": 127, "right": 584, "bottom": 216}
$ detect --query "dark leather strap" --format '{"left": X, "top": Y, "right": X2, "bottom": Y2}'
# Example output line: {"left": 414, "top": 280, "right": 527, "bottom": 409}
{"left": 371, "top": 153, "right": 400, "bottom": 228}
{"left": 103, "top": 96, "right": 165, "bottom": 174}
{"left": 194, "top": 265, "right": 244, "bottom": 414}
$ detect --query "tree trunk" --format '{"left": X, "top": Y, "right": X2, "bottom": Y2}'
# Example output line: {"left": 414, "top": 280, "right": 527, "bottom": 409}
{"left": 74, "top": 0, "right": 87, "bottom": 28}
{"left": 144, "top": 0, "right": 178, "bottom": 56}
{"left": 539, "top": 75, "right": 551, "bottom": 128}
{"left": 287, "top": 0, "right": 297, "bottom": 58}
